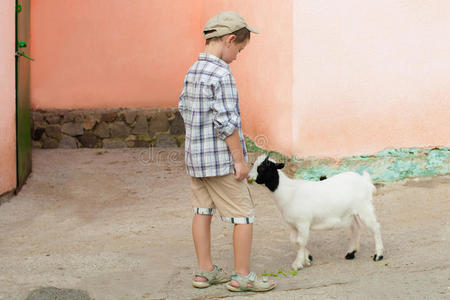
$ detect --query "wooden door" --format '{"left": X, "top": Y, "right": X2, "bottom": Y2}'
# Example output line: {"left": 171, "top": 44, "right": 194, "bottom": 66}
{"left": 15, "top": 0, "right": 32, "bottom": 193}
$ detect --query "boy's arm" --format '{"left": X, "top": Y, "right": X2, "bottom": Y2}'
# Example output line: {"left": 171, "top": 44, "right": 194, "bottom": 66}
{"left": 212, "top": 74, "right": 248, "bottom": 181}
{"left": 178, "top": 87, "right": 186, "bottom": 117}
{"left": 225, "top": 129, "right": 249, "bottom": 181}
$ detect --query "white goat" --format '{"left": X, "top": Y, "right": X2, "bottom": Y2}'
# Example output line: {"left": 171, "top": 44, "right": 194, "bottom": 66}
{"left": 249, "top": 154, "right": 384, "bottom": 270}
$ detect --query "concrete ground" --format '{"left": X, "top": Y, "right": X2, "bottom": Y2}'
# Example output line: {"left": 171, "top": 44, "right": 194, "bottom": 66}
{"left": 0, "top": 148, "right": 449, "bottom": 300}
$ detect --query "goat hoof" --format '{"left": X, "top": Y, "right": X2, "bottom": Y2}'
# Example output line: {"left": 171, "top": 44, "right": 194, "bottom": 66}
{"left": 308, "top": 255, "right": 313, "bottom": 261}
{"left": 345, "top": 250, "right": 357, "bottom": 260}
{"left": 373, "top": 254, "right": 384, "bottom": 261}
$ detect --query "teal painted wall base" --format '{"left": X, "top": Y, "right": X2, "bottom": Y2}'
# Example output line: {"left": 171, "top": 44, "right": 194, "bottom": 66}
{"left": 245, "top": 138, "right": 450, "bottom": 182}
{"left": 294, "top": 147, "right": 449, "bottom": 182}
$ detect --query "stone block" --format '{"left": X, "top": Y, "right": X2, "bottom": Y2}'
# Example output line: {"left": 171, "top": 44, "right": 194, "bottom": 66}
{"left": 42, "top": 137, "right": 59, "bottom": 149}
{"left": 59, "top": 135, "right": 78, "bottom": 149}
{"left": 124, "top": 135, "right": 137, "bottom": 147}
{"left": 92, "top": 113, "right": 103, "bottom": 123}
{"left": 133, "top": 140, "right": 151, "bottom": 147}
{"left": 110, "top": 121, "right": 131, "bottom": 138}
{"left": 62, "top": 122, "right": 84, "bottom": 136}
{"left": 63, "top": 111, "right": 83, "bottom": 123}
{"left": 83, "top": 116, "right": 96, "bottom": 130}
{"left": 32, "top": 112, "right": 44, "bottom": 123}
{"left": 123, "top": 111, "right": 138, "bottom": 124}
{"left": 103, "top": 139, "right": 127, "bottom": 149}
{"left": 101, "top": 111, "right": 118, "bottom": 122}
{"left": 167, "top": 111, "right": 176, "bottom": 121}
{"left": 32, "top": 123, "right": 46, "bottom": 141}
{"left": 175, "top": 136, "right": 185, "bottom": 148}
{"left": 94, "top": 122, "right": 110, "bottom": 138}
{"left": 155, "top": 134, "right": 177, "bottom": 147}
{"left": 79, "top": 133, "right": 100, "bottom": 148}
{"left": 131, "top": 115, "right": 148, "bottom": 135}
{"left": 32, "top": 140, "right": 42, "bottom": 148}
{"left": 141, "top": 111, "right": 156, "bottom": 120}
{"left": 170, "top": 111, "right": 185, "bottom": 135}
{"left": 45, "top": 124, "right": 61, "bottom": 139}
{"left": 137, "top": 134, "right": 152, "bottom": 142}
{"left": 149, "top": 112, "right": 169, "bottom": 137}
{"left": 125, "top": 135, "right": 136, "bottom": 141}
{"left": 45, "top": 114, "right": 61, "bottom": 124}
{"left": 136, "top": 134, "right": 153, "bottom": 147}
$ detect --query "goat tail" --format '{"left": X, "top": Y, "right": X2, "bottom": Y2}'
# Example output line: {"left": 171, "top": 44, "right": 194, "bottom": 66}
{"left": 362, "top": 171, "right": 377, "bottom": 194}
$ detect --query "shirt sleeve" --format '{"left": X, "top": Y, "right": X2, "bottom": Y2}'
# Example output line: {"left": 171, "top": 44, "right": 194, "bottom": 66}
{"left": 178, "top": 84, "right": 186, "bottom": 120}
{"left": 212, "top": 74, "right": 240, "bottom": 140}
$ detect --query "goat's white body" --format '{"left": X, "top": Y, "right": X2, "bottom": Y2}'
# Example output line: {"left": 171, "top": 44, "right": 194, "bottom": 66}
{"left": 275, "top": 171, "right": 375, "bottom": 231}
{"left": 249, "top": 155, "right": 384, "bottom": 270}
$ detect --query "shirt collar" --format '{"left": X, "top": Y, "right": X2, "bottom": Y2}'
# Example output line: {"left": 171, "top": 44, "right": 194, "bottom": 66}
{"left": 198, "top": 53, "right": 230, "bottom": 70}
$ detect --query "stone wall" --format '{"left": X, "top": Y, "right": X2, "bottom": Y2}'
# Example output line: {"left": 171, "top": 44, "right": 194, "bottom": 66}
{"left": 31, "top": 108, "right": 185, "bottom": 149}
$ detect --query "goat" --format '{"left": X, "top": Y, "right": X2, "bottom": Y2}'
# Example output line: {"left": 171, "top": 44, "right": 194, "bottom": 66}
{"left": 249, "top": 154, "right": 384, "bottom": 270}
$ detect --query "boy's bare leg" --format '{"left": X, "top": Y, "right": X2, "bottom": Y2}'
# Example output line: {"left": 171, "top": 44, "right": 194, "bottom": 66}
{"left": 192, "top": 214, "right": 213, "bottom": 282}
{"left": 231, "top": 223, "right": 253, "bottom": 285}
{"left": 231, "top": 223, "right": 275, "bottom": 288}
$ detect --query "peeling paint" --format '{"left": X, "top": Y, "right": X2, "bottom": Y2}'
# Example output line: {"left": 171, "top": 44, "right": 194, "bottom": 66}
{"left": 245, "top": 138, "right": 449, "bottom": 182}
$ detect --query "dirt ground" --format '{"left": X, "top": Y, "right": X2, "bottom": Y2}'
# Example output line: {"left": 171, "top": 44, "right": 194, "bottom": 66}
{"left": 0, "top": 148, "right": 449, "bottom": 300}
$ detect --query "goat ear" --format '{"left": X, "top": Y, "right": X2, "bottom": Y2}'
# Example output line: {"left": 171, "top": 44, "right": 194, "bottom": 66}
{"left": 275, "top": 163, "right": 285, "bottom": 169}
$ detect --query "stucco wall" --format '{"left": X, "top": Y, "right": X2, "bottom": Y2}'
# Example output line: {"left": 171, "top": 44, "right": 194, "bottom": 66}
{"left": 0, "top": 1, "right": 17, "bottom": 194}
{"left": 29, "top": 0, "right": 449, "bottom": 158}
{"left": 30, "top": 0, "right": 203, "bottom": 110}
{"left": 200, "top": 0, "right": 293, "bottom": 154}
{"left": 30, "top": 0, "right": 293, "bottom": 154}
{"left": 293, "top": 0, "right": 450, "bottom": 157}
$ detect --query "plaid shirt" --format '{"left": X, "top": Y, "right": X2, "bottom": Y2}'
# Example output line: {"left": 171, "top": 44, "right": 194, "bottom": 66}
{"left": 178, "top": 53, "right": 248, "bottom": 177}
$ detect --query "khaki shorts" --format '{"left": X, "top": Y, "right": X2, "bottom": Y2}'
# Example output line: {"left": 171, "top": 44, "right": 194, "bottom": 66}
{"left": 191, "top": 174, "right": 255, "bottom": 224}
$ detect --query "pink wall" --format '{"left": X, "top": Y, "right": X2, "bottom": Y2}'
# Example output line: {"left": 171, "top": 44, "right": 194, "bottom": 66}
{"left": 293, "top": 0, "right": 450, "bottom": 157}
{"left": 30, "top": 0, "right": 203, "bottom": 109}
{"left": 30, "top": 0, "right": 293, "bottom": 154}
{"left": 200, "top": 0, "right": 293, "bottom": 154}
{"left": 30, "top": 0, "right": 449, "bottom": 158}
{"left": 0, "top": 1, "right": 17, "bottom": 194}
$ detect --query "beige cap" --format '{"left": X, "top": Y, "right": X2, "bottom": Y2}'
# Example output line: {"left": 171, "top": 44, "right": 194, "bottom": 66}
{"left": 203, "top": 11, "right": 259, "bottom": 39}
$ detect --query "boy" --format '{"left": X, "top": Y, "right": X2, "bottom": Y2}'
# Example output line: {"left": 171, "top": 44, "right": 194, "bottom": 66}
{"left": 178, "top": 11, "right": 276, "bottom": 292}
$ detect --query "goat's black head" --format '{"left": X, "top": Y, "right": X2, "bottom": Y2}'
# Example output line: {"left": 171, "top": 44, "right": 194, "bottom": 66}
{"left": 250, "top": 155, "right": 284, "bottom": 192}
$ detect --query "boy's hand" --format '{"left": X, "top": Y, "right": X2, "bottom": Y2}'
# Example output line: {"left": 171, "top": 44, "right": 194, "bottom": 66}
{"left": 234, "top": 161, "right": 249, "bottom": 181}
{"left": 224, "top": 130, "right": 248, "bottom": 181}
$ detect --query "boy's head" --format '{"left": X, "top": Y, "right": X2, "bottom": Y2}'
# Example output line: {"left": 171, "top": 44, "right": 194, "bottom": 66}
{"left": 203, "top": 11, "right": 259, "bottom": 64}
